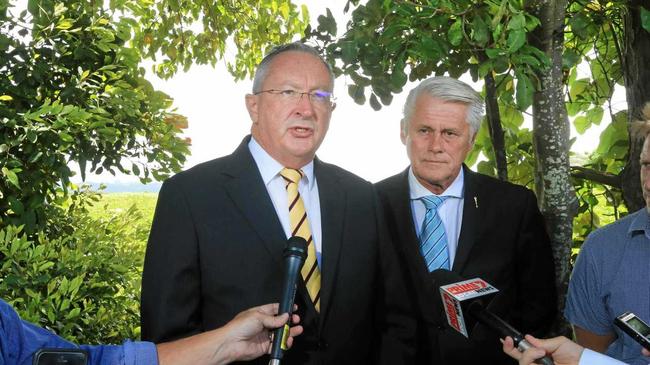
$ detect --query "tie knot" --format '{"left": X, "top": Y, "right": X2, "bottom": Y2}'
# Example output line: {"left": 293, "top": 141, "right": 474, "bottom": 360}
{"left": 281, "top": 168, "right": 303, "bottom": 184}
{"left": 421, "top": 195, "right": 448, "bottom": 210}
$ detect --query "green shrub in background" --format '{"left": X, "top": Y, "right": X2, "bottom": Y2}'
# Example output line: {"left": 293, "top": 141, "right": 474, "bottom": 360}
{"left": 0, "top": 189, "right": 152, "bottom": 344}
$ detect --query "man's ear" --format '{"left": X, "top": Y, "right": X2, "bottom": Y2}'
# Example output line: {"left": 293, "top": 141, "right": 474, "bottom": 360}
{"left": 245, "top": 94, "right": 258, "bottom": 123}
{"left": 400, "top": 119, "right": 407, "bottom": 145}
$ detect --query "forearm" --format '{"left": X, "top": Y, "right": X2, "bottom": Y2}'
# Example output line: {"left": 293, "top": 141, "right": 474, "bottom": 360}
{"left": 156, "top": 327, "right": 231, "bottom": 365}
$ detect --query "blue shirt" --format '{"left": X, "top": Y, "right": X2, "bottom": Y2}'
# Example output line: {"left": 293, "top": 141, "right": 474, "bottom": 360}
{"left": 565, "top": 208, "right": 650, "bottom": 365}
{"left": 0, "top": 299, "right": 157, "bottom": 365}
{"left": 408, "top": 167, "right": 464, "bottom": 267}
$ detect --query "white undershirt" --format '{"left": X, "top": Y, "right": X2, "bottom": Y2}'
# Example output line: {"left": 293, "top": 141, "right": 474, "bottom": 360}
{"left": 248, "top": 137, "right": 322, "bottom": 265}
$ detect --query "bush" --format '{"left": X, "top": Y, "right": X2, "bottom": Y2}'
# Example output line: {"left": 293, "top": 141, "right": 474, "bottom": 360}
{"left": 0, "top": 190, "right": 149, "bottom": 344}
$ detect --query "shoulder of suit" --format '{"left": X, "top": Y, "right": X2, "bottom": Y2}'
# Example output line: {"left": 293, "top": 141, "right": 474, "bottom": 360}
{"left": 467, "top": 169, "right": 535, "bottom": 197}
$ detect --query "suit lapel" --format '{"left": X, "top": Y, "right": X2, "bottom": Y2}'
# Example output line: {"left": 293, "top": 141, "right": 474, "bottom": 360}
{"left": 222, "top": 137, "right": 286, "bottom": 265}
{"left": 386, "top": 170, "right": 433, "bottom": 288}
{"left": 452, "top": 166, "right": 479, "bottom": 273}
{"left": 313, "top": 159, "right": 345, "bottom": 330}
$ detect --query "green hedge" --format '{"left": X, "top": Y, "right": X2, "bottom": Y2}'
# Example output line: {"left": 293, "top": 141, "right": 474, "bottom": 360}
{"left": 0, "top": 191, "right": 150, "bottom": 344}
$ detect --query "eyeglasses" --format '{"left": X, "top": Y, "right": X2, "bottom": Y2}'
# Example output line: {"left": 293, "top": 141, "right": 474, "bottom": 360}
{"left": 254, "top": 89, "right": 336, "bottom": 107}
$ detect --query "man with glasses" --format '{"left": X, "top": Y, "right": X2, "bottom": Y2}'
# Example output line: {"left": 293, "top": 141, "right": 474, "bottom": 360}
{"left": 141, "top": 42, "right": 415, "bottom": 364}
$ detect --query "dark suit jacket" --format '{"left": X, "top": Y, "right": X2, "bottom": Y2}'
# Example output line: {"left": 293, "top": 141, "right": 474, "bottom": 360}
{"left": 375, "top": 166, "right": 557, "bottom": 364}
{"left": 141, "top": 136, "right": 415, "bottom": 364}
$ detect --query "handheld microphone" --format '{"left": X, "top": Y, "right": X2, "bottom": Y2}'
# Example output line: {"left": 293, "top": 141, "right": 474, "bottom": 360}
{"left": 269, "top": 236, "right": 308, "bottom": 365}
{"left": 432, "top": 269, "right": 554, "bottom": 365}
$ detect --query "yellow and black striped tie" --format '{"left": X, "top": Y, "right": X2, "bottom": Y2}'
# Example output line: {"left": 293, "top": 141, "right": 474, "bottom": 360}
{"left": 280, "top": 168, "right": 321, "bottom": 312}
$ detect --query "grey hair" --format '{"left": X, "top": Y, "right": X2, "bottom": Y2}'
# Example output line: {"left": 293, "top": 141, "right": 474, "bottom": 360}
{"left": 252, "top": 42, "right": 335, "bottom": 93}
{"left": 401, "top": 76, "right": 484, "bottom": 138}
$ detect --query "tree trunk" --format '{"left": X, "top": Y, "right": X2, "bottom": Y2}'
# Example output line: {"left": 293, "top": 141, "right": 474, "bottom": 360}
{"left": 484, "top": 72, "right": 508, "bottom": 181}
{"left": 527, "top": 0, "right": 576, "bottom": 337}
{"left": 621, "top": 0, "right": 650, "bottom": 212}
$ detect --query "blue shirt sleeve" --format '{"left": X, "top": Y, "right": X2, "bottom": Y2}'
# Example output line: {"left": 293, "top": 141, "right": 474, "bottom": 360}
{"left": 0, "top": 299, "right": 158, "bottom": 365}
{"left": 564, "top": 235, "right": 614, "bottom": 335}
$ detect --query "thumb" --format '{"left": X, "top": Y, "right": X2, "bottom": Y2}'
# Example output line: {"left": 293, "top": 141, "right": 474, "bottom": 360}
{"left": 261, "top": 312, "right": 289, "bottom": 330}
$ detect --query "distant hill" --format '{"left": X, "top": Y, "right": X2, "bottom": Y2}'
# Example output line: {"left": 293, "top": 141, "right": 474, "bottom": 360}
{"left": 83, "top": 181, "right": 162, "bottom": 193}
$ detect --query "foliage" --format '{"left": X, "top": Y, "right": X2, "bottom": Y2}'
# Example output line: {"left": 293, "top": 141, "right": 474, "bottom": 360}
{"left": 122, "top": 0, "right": 310, "bottom": 79}
{"left": 307, "top": 0, "right": 650, "bottom": 247}
{"left": 310, "top": 0, "right": 548, "bottom": 113}
{"left": 0, "top": 188, "right": 150, "bottom": 344}
{"left": 0, "top": 0, "right": 189, "bottom": 233}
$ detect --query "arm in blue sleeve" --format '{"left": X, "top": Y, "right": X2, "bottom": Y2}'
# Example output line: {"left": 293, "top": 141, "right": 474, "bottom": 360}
{"left": 0, "top": 299, "right": 158, "bottom": 365}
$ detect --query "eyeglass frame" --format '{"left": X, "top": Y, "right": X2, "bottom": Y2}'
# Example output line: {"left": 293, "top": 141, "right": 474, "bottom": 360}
{"left": 253, "top": 89, "right": 337, "bottom": 108}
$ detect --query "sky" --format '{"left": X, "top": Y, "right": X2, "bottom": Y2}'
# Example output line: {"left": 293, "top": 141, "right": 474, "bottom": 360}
{"left": 71, "top": 1, "right": 622, "bottom": 187}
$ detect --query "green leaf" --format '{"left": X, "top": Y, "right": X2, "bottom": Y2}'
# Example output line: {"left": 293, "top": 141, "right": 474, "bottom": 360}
{"left": 59, "top": 133, "right": 74, "bottom": 142}
{"left": 507, "top": 30, "right": 526, "bottom": 53}
{"left": 515, "top": 72, "right": 533, "bottom": 111}
{"left": 641, "top": 7, "right": 650, "bottom": 33}
{"left": 348, "top": 84, "right": 366, "bottom": 105}
{"left": 2, "top": 167, "right": 20, "bottom": 189}
{"left": 390, "top": 68, "right": 407, "bottom": 90}
{"left": 369, "top": 94, "right": 381, "bottom": 111}
{"left": 471, "top": 16, "right": 489, "bottom": 46}
{"left": 340, "top": 41, "right": 358, "bottom": 64}
{"left": 508, "top": 13, "right": 526, "bottom": 30}
{"left": 56, "top": 19, "right": 74, "bottom": 30}
{"left": 317, "top": 8, "right": 337, "bottom": 35}
{"left": 447, "top": 19, "right": 463, "bottom": 46}
{"left": 0, "top": 95, "right": 12, "bottom": 101}
{"left": 586, "top": 107, "right": 604, "bottom": 126}
{"left": 573, "top": 115, "right": 590, "bottom": 134}
{"left": 562, "top": 49, "right": 581, "bottom": 69}
{"left": 569, "top": 13, "right": 590, "bottom": 39}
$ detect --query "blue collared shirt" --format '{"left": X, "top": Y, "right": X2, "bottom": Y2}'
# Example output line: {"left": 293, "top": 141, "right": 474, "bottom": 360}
{"left": 408, "top": 167, "right": 465, "bottom": 268}
{"left": 565, "top": 208, "right": 650, "bottom": 365}
{"left": 248, "top": 137, "right": 323, "bottom": 265}
{"left": 0, "top": 299, "right": 157, "bottom": 365}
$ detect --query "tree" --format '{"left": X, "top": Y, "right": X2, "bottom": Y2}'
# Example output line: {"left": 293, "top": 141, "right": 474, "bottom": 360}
{"left": 0, "top": 0, "right": 308, "bottom": 233}
{"left": 307, "top": 0, "right": 650, "bottom": 333}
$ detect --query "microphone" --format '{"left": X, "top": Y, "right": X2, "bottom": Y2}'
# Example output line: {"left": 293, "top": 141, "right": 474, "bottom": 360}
{"left": 431, "top": 269, "right": 554, "bottom": 365}
{"left": 269, "top": 236, "right": 308, "bottom": 365}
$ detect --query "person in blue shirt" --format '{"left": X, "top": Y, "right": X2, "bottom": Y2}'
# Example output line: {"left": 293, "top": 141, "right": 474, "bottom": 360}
{"left": 0, "top": 299, "right": 302, "bottom": 365}
{"left": 564, "top": 110, "right": 650, "bottom": 365}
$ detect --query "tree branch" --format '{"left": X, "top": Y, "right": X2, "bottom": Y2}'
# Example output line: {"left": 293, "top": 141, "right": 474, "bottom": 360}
{"left": 570, "top": 165, "right": 621, "bottom": 188}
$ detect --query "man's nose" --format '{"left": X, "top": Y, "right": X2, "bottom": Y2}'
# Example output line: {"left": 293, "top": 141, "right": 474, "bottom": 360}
{"left": 294, "top": 93, "right": 316, "bottom": 118}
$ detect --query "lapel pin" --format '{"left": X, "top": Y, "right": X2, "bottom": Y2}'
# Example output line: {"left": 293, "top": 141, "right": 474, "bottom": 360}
{"left": 473, "top": 196, "right": 478, "bottom": 208}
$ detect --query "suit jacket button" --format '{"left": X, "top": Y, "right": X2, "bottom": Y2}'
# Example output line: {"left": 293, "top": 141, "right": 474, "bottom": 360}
{"left": 318, "top": 340, "right": 328, "bottom": 349}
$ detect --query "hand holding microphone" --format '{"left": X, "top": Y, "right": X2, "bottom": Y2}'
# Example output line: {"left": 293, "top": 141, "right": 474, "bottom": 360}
{"left": 431, "top": 269, "right": 554, "bottom": 365}
{"left": 269, "top": 236, "right": 308, "bottom": 365}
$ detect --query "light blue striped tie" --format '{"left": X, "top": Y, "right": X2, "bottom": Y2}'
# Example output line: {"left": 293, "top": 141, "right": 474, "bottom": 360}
{"left": 419, "top": 195, "right": 450, "bottom": 272}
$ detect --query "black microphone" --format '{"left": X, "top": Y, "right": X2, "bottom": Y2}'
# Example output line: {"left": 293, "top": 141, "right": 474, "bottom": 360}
{"left": 431, "top": 269, "right": 554, "bottom": 365}
{"left": 269, "top": 236, "right": 308, "bottom": 365}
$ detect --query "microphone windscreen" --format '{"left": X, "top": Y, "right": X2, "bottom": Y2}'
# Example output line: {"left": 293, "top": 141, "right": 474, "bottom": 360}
{"left": 284, "top": 236, "right": 308, "bottom": 260}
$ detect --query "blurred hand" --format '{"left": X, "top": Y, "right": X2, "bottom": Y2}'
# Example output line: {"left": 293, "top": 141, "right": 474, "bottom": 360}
{"left": 502, "top": 334, "right": 583, "bottom": 365}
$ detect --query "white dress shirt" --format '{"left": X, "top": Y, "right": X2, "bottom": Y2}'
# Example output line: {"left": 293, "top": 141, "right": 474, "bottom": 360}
{"left": 248, "top": 137, "right": 322, "bottom": 266}
{"left": 408, "top": 167, "right": 464, "bottom": 268}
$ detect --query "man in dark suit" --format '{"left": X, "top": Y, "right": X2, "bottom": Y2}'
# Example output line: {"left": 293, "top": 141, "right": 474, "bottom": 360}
{"left": 376, "top": 76, "right": 557, "bottom": 364}
{"left": 140, "top": 42, "right": 414, "bottom": 364}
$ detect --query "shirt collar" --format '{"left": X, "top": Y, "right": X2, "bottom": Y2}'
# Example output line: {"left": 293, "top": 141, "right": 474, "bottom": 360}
{"left": 248, "top": 137, "right": 315, "bottom": 189}
{"left": 629, "top": 208, "right": 650, "bottom": 239}
{"left": 408, "top": 166, "right": 464, "bottom": 200}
